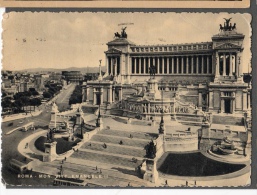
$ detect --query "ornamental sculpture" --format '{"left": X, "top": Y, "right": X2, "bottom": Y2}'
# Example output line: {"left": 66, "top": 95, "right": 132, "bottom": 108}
{"left": 149, "top": 64, "right": 156, "bottom": 79}
{"left": 114, "top": 26, "right": 128, "bottom": 39}
{"left": 219, "top": 18, "right": 236, "bottom": 32}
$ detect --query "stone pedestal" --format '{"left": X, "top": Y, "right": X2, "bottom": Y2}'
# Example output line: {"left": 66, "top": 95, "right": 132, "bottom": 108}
{"left": 199, "top": 122, "right": 211, "bottom": 150}
{"left": 146, "top": 78, "right": 161, "bottom": 99}
{"left": 43, "top": 141, "right": 57, "bottom": 162}
{"left": 143, "top": 159, "right": 159, "bottom": 183}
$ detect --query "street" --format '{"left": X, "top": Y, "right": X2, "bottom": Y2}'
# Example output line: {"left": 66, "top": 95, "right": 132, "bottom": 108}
{"left": 1, "top": 83, "right": 77, "bottom": 185}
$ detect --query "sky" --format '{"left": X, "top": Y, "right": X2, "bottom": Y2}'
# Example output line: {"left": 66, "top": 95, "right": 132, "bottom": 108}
{"left": 2, "top": 12, "right": 251, "bottom": 73}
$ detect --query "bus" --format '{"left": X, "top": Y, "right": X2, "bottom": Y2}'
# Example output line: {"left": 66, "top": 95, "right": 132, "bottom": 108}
{"left": 21, "top": 122, "right": 35, "bottom": 132}
{"left": 53, "top": 177, "right": 88, "bottom": 186}
{"left": 8, "top": 159, "right": 29, "bottom": 174}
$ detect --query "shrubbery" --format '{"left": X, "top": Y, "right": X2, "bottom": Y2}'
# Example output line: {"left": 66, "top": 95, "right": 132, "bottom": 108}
{"left": 69, "top": 85, "right": 82, "bottom": 105}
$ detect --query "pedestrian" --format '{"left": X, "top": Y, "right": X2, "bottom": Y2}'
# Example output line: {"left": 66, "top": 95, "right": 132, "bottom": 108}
{"left": 64, "top": 157, "right": 67, "bottom": 161}
{"left": 194, "top": 181, "right": 196, "bottom": 186}
{"left": 128, "top": 182, "right": 130, "bottom": 187}
{"left": 99, "top": 169, "right": 102, "bottom": 174}
{"left": 165, "top": 180, "right": 168, "bottom": 185}
{"left": 186, "top": 181, "right": 188, "bottom": 186}
{"left": 96, "top": 166, "right": 98, "bottom": 171}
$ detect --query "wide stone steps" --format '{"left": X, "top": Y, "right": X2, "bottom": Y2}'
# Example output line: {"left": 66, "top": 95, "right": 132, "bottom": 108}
{"left": 212, "top": 115, "right": 243, "bottom": 126}
{"left": 91, "top": 134, "right": 150, "bottom": 148}
{"left": 81, "top": 106, "right": 98, "bottom": 114}
{"left": 71, "top": 150, "right": 143, "bottom": 169}
{"left": 82, "top": 141, "right": 146, "bottom": 158}
{"left": 61, "top": 161, "right": 147, "bottom": 187}
{"left": 99, "top": 129, "right": 157, "bottom": 140}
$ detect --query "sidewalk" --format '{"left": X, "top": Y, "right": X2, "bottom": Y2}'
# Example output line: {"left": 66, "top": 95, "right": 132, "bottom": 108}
{"left": 2, "top": 110, "right": 42, "bottom": 123}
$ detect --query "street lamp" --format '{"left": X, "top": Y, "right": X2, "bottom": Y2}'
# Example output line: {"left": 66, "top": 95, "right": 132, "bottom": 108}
{"left": 159, "top": 80, "right": 165, "bottom": 134}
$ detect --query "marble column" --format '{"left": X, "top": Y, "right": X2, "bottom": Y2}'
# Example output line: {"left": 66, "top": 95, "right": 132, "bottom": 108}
{"left": 167, "top": 57, "right": 170, "bottom": 74}
{"left": 186, "top": 56, "right": 189, "bottom": 74}
{"left": 128, "top": 57, "right": 131, "bottom": 75}
{"left": 115, "top": 57, "right": 118, "bottom": 76}
{"left": 112, "top": 87, "right": 115, "bottom": 102}
{"left": 156, "top": 58, "right": 159, "bottom": 74}
{"left": 201, "top": 55, "right": 204, "bottom": 74}
{"left": 144, "top": 57, "right": 146, "bottom": 74}
{"left": 162, "top": 57, "right": 165, "bottom": 74}
{"left": 223, "top": 53, "right": 226, "bottom": 76}
{"left": 196, "top": 56, "right": 199, "bottom": 74}
{"left": 207, "top": 55, "right": 210, "bottom": 74}
{"left": 176, "top": 57, "right": 179, "bottom": 74}
{"left": 191, "top": 56, "right": 194, "bottom": 74}
{"left": 229, "top": 54, "right": 233, "bottom": 76}
{"left": 215, "top": 53, "right": 220, "bottom": 77}
{"left": 235, "top": 53, "right": 238, "bottom": 77}
{"left": 181, "top": 57, "right": 184, "bottom": 74}
{"left": 139, "top": 57, "right": 142, "bottom": 74}
{"left": 171, "top": 57, "right": 174, "bottom": 74}
{"left": 111, "top": 58, "right": 113, "bottom": 75}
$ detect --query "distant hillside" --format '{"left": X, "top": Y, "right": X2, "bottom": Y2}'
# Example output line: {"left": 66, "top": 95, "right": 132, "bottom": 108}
{"left": 13, "top": 66, "right": 107, "bottom": 74}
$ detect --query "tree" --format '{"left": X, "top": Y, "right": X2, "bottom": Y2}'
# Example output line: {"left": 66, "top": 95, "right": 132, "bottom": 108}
{"left": 43, "top": 91, "right": 52, "bottom": 99}
{"left": 30, "top": 98, "right": 41, "bottom": 110}
{"left": 31, "top": 91, "right": 39, "bottom": 96}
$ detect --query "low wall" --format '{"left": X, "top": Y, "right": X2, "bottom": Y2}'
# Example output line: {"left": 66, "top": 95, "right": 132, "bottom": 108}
{"left": 158, "top": 166, "right": 250, "bottom": 187}
{"left": 82, "top": 127, "right": 99, "bottom": 143}
{"left": 164, "top": 133, "right": 198, "bottom": 152}
{"left": 200, "top": 125, "right": 248, "bottom": 150}
{"left": 56, "top": 127, "right": 100, "bottom": 160}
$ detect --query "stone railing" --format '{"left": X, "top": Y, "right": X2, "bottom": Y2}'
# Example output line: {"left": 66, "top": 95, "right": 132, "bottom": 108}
{"left": 130, "top": 42, "right": 212, "bottom": 53}
{"left": 164, "top": 132, "right": 198, "bottom": 152}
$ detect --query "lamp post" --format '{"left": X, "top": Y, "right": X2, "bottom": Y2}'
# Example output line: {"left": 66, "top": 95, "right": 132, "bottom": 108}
{"left": 96, "top": 59, "right": 103, "bottom": 129}
{"left": 99, "top": 59, "right": 103, "bottom": 81}
{"left": 159, "top": 80, "right": 165, "bottom": 134}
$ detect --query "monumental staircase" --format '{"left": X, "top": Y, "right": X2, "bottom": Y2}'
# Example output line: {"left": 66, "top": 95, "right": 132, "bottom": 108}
{"left": 68, "top": 128, "right": 158, "bottom": 186}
